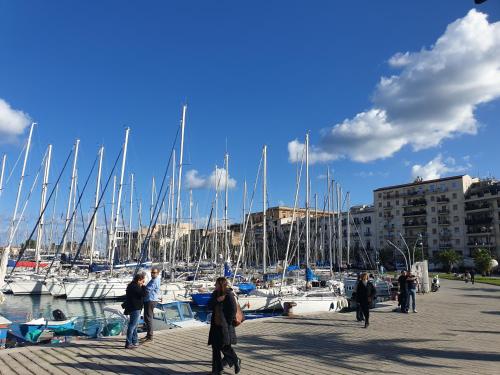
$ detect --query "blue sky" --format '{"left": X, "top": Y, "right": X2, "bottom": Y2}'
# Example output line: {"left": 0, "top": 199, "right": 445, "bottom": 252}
{"left": 1, "top": 1, "right": 500, "bottom": 238}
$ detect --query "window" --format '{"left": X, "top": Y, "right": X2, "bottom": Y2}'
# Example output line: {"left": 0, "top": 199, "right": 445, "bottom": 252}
{"left": 453, "top": 204, "right": 458, "bottom": 211}
{"left": 452, "top": 182, "right": 458, "bottom": 189}
{"left": 432, "top": 218, "right": 436, "bottom": 223}
{"left": 454, "top": 227, "right": 459, "bottom": 233}
{"left": 432, "top": 228, "right": 437, "bottom": 234}
{"left": 396, "top": 200, "right": 399, "bottom": 205}
{"left": 433, "top": 239, "right": 438, "bottom": 245}
{"left": 453, "top": 216, "right": 459, "bottom": 222}
{"left": 379, "top": 202, "right": 382, "bottom": 207}
{"left": 431, "top": 196, "right": 435, "bottom": 201}
{"left": 379, "top": 213, "right": 382, "bottom": 217}
{"left": 396, "top": 210, "right": 400, "bottom": 215}
{"left": 378, "top": 193, "right": 382, "bottom": 198}
{"left": 455, "top": 239, "right": 460, "bottom": 245}
{"left": 430, "top": 184, "right": 435, "bottom": 192}
{"left": 431, "top": 207, "right": 435, "bottom": 212}
{"left": 452, "top": 193, "right": 457, "bottom": 199}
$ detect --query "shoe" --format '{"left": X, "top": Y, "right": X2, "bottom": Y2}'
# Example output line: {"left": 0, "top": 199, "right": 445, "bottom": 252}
{"left": 234, "top": 358, "right": 241, "bottom": 374}
{"left": 222, "top": 358, "right": 232, "bottom": 368}
{"left": 364, "top": 323, "right": 369, "bottom": 328}
{"left": 124, "top": 344, "right": 138, "bottom": 349}
{"left": 143, "top": 336, "right": 153, "bottom": 343}
{"left": 413, "top": 310, "right": 417, "bottom": 313}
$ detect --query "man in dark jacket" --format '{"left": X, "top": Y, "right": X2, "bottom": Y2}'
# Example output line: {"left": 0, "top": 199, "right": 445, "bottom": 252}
{"left": 355, "top": 273, "right": 377, "bottom": 328}
{"left": 208, "top": 277, "right": 241, "bottom": 375}
{"left": 125, "top": 272, "right": 146, "bottom": 349}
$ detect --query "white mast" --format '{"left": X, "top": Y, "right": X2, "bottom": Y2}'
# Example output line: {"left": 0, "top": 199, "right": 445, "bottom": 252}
{"left": 346, "top": 191, "right": 351, "bottom": 267}
{"left": 62, "top": 139, "right": 80, "bottom": 256}
{"left": 69, "top": 171, "right": 78, "bottom": 257}
{"left": 214, "top": 164, "right": 219, "bottom": 265}
{"left": 108, "top": 175, "right": 117, "bottom": 262}
{"left": 262, "top": 145, "right": 267, "bottom": 274}
{"left": 89, "top": 146, "right": 104, "bottom": 266}
{"left": 149, "top": 176, "right": 155, "bottom": 261}
{"left": 48, "top": 183, "right": 59, "bottom": 255}
{"left": 171, "top": 104, "right": 187, "bottom": 280}
{"left": 305, "top": 133, "right": 310, "bottom": 277}
{"left": 0, "top": 154, "right": 6, "bottom": 199}
{"left": 337, "top": 184, "right": 342, "bottom": 269}
{"left": 224, "top": 153, "right": 229, "bottom": 262}
{"left": 35, "top": 144, "right": 52, "bottom": 273}
{"left": 110, "top": 127, "right": 130, "bottom": 275}
{"left": 127, "top": 173, "right": 134, "bottom": 261}
{"left": 0, "top": 123, "right": 34, "bottom": 284}
{"left": 169, "top": 152, "right": 175, "bottom": 267}
{"left": 188, "top": 189, "right": 193, "bottom": 266}
{"left": 327, "top": 168, "right": 333, "bottom": 275}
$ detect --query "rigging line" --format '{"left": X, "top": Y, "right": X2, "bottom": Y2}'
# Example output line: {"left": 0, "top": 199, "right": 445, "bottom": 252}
{"left": 9, "top": 147, "right": 73, "bottom": 274}
{"left": 69, "top": 147, "right": 123, "bottom": 270}
{"left": 5, "top": 141, "right": 27, "bottom": 186}
{"left": 44, "top": 151, "right": 99, "bottom": 278}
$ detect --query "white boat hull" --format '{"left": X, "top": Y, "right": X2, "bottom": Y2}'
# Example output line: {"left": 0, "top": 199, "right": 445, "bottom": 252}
{"left": 64, "top": 280, "right": 128, "bottom": 300}
{"left": 9, "top": 280, "right": 51, "bottom": 295}
{"left": 238, "top": 295, "right": 281, "bottom": 312}
{"left": 280, "top": 295, "right": 348, "bottom": 315}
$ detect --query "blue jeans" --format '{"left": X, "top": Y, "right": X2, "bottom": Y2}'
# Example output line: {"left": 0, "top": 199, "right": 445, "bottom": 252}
{"left": 126, "top": 310, "right": 141, "bottom": 346}
{"left": 406, "top": 289, "right": 417, "bottom": 311}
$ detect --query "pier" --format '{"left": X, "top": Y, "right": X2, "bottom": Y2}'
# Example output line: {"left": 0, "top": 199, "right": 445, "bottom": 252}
{"left": 0, "top": 279, "right": 499, "bottom": 375}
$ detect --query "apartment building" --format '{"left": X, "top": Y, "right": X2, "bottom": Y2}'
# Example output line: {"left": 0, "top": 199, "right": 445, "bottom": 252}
{"left": 464, "top": 179, "right": 500, "bottom": 258}
{"left": 374, "top": 175, "right": 478, "bottom": 259}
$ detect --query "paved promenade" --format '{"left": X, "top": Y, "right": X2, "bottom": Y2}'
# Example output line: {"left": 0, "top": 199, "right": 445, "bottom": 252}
{"left": 0, "top": 279, "right": 499, "bottom": 375}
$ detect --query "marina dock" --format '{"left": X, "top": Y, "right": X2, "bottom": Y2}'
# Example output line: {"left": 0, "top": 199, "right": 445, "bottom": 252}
{"left": 0, "top": 279, "right": 498, "bottom": 375}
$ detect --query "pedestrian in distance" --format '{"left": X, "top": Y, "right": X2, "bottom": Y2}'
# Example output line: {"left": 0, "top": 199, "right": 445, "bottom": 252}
{"left": 406, "top": 272, "right": 418, "bottom": 313}
{"left": 355, "top": 273, "right": 376, "bottom": 328}
{"left": 124, "top": 272, "right": 146, "bottom": 349}
{"left": 464, "top": 271, "right": 471, "bottom": 283}
{"left": 352, "top": 274, "right": 364, "bottom": 322}
{"left": 470, "top": 269, "right": 475, "bottom": 284}
{"left": 143, "top": 267, "right": 161, "bottom": 342}
{"left": 398, "top": 270, "right": 408, "bottom": 313}
{"left": 208, "top": 277, "right": 241, "bottom": 375}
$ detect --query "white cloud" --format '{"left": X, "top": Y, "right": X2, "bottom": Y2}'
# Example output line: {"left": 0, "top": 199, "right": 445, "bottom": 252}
{"left": 288, "top": 10, "right": 500, "bottom": 163}
{"left": 185, "top": 168, "right": 237, "bottom": 190}
{"left": 411, "top": 154, "right": 470, "bottom": 181}
{"left": 0, "top": 99, "right": 31, "bottom": 143}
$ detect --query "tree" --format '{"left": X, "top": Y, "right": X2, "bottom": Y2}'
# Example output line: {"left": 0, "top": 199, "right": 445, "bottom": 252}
{"left": 434, "top": 249, "right": 462, "bottom": 273}
{"left": 473, "top": 248, "right": 492, "bottom": 276}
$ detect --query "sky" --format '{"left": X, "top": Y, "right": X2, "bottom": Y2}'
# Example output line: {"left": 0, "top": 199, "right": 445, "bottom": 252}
{"left": 1, "top": 1, "right": 500, "bottom": 241}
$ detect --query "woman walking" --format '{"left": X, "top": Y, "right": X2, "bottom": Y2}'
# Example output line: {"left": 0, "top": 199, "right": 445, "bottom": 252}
{"left": 124, "top": 272, "right": 146, "bottom": 349}
{"left": 355, "top": 273, "right": 376, "bottom": 328}
{"left": 208, "top": 277, "right": 241, "bottom": 375}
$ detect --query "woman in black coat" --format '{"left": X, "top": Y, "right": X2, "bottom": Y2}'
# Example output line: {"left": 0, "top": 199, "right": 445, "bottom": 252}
{"left": 124, "top": 272, "right": 146, "bottom": 349}
{"left": 355, "top": 273, "right": 377, "bottom": 328}
{"left": 208, "top": 277, "right": 241, "bottom": 375}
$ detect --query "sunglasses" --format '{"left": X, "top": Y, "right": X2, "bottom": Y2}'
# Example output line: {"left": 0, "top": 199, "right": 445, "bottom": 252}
{"left": 151, "top": 271, "right": 159, "bottom": 274}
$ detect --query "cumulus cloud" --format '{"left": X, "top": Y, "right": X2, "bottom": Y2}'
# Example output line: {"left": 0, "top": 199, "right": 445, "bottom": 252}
{"left": 185, "top": 168, "right": 237, "bottom": 190}
{"left": 411, "top": 154, "right": 471, "bottom": 181}
{"left": 0, "top": 98, "right": 31, "bottom": 142}
{"left": 288, "top": 10, "right": 500, "bottom": 163}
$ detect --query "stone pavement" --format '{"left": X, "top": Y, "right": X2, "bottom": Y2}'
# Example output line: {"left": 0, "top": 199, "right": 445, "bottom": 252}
{"left": 0, "top": 279, "right": 499, "bottom": 374}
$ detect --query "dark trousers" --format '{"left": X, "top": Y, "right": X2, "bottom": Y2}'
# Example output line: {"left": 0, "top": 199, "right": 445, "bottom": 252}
{"left": 360, "top": 302, "right": 370, "bottom": 325}
{"left": 143, "top": 301, "right": 157, "bottom": 338}
{"left": 212, "top": 345, "right": 238, "bottom": 373}
{"left": 356, "top": 303, "right": 364, "bottom": 321}
{"left": 471, "top": 274, "right": 475, "bottom": 284}
{"left": 399, "top": 290, "right": 407, "bottom": 312}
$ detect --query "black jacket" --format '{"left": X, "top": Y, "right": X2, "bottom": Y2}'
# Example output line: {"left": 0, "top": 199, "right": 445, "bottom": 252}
{"left": 355, "top": 281, "right": 376, "bottom": 305}
{"left": 208, "top": 289, "right": 237, "bottom": 348}
{"left": 125, "top": 282, "right": 146, "bottom": 311}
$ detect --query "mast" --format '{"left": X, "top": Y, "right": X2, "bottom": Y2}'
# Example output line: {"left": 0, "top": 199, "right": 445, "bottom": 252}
{"left": 171, "top": 104, "right": 187, "bottom": 280}
{"left": 110, "top": 127, "right": 130, "bottom": 275}
{"left": 0, "top": 154, "right": 6, "bottom": 198}
{"left": 0, "top": 123, "right": 34, "bottom": 284}
{"left": 346, "top": 191, "right": 351, "bottom": 267}
{"left": 48, "top": 183, "right": 59, "bottom": 255}
{"left": 169, "top": 152, "right": 175, "bottom": 268}
{"left": 108, "top": 175, "right": 117, "bottom": 262}
{"left": 305, "top": 133, "right": 310, "bottom": 279}
{"left": 62, "top": 139, "right": 80, "bottom": 256}
{"left": 188, "top": 189, "right": 193, "bottom": 266}
{"left": 327, "top": 168, "right": 333, "bottom": 275}
{"left": 262, "top": 145, "right": 267, "bottom": 274}
{"left": 89, "top": 146, "right": 104, "bottom": 266}
{"left": 214, "top": 164, "right": 219, "bottom": 265}
{"left": 149, "top": 176, "right": 155, "bottom": 262}
{"left": 35, "top": 144, "right": 52, "bottom": 273}
{"left": 337, "top": 183, "right": 342, "bottom": 270}
{"left": 127, "top": 173, "right": 134, "bottom": 262}
{"left": 314, "top": 193, "right": 318, "bottom": 264}
{"left": 224, "top": 154, "right": 229, "bottom": 262}
{"left": 69, "top": 172, "right": 78, "bottom": 257}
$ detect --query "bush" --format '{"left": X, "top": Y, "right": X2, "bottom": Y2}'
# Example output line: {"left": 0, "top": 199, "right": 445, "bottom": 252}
{"left": 473, "top": 248, "right": 492, "bottom": 276}
{"left": 434, "top": 249, "right": 462, "bottom": 273}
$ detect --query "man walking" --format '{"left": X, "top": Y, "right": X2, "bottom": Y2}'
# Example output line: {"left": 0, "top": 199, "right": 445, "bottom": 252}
{"left": 143, "top": 267, "right": 161, "bottom": 341}
{"left": 398, "top": 270, "right": 408, "bottom": 313}
{"left": 406, "top": 272, "right": 418, "bottom": 313}
{"left": 355, "top": 273, "right": 376, "bottom": 328}
{"left": 470, "top": 269, "right": 475, "bottom": 285}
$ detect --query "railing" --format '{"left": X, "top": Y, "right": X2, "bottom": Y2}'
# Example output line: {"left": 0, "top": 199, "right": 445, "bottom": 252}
{"left": 465, "top": 203, "right": 491, "bottom": 211}
{"left": 403, "top": 209, "right": 426, "bottom": 217}
{"left": 436, "top": 197, "right": 450, "bottom": 203}
{"left": 403, "top": 222, "right": 427, "bottom": 227}
{"left": 438, "top": 220, "right": 451, "bottom": 225}
{"left": 465, "top": 217, "right": 493, "bottom": 225}
{"left": 438, "top": 209, "right": 450, "bottom": 214}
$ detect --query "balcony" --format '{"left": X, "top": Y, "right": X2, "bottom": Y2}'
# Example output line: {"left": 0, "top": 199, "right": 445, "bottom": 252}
{"left": 363, "top": 232, "right": 372, "bottom": 237}
{"left": 383, "top": 205, "right": 393, "bottom": 210}
{"left": 465, "top": 217, "right": 493, "bottom": 226}
{"left": 467, "top": 242, "right": 495, "bottom": 248}
{"left": 465, "top": 202, "right": 491, "bottom": 211}
{"left": 438, "top": 220, "right": 451, "bottom": 226}
{"left": 403, "top": 209, "right": 426, "bottom": 217}
{"left": 437, "top": 209, "right": 450, "bottom": 215}
{"left": 436, "top": 197, "right": 450, "bottom": 203}
{"left": 363, "top": 218, "right": 372, "bottom": 224}
{"left": 403, "top": 198, "right": 427, "bottom": 207}
{"left": 403, "top": 221, "right": 427, "bottom": 227}
{"left": 439, "top": 243, "right": 452, "bottom": 249}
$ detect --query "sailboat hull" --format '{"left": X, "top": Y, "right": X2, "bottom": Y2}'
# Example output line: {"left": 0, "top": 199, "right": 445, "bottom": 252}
{"left": 64, "top": 280, "right": 128, "bottom": 300}
{"left": 9, "top": 280, "right": 51, "bottom": 295}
